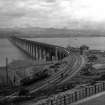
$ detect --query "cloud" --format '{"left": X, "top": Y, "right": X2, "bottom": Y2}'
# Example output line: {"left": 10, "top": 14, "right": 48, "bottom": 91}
{"left": 0, "top": 0, "right": 105, "bottom": 29}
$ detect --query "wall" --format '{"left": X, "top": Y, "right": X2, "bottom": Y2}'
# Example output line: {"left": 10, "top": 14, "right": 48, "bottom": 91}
{"left": 35, "top": 81, "right": 105, "bottom": 105}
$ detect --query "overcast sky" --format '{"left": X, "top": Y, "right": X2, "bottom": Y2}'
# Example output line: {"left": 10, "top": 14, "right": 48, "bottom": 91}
{"left": 0, "top": 0, "right": 105, "bottom": 29}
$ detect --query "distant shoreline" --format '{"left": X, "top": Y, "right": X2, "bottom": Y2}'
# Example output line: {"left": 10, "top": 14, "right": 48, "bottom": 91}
{"left": 1, "top": 35, "right": 105, "bottom": 38}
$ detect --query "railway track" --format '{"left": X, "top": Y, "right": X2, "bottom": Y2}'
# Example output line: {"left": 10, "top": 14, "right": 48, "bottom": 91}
{"left": 29, "top": 51, "right": 85, "bottom": 94}
{"left": 0, "top": 49, "right": 86, "bottom": 104}
{"left": 29, "top": 52, "right": 76, "bottom": 93}
{"left": 57, "top": 54, "right": 85, "bottom": 86}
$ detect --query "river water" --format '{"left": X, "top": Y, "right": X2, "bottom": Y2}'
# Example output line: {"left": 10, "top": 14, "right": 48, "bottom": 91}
{"left": 0, "top": 37, "right": 105, "bottom": 66}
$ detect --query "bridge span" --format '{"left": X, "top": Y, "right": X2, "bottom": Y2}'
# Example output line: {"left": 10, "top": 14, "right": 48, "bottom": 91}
{"left": 10, "top": 36, "right": 69, "bottom": 62}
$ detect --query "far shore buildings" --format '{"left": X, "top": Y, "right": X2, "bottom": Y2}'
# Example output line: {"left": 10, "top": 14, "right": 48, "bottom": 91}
{"left": 67, "top": 45, "right": 105, "bottom": 56}
{"left": 80, "top": 45, "right": 89, "bottom": 55}
{"left": 67, "top": 45, "right": 89, "bottom": 55}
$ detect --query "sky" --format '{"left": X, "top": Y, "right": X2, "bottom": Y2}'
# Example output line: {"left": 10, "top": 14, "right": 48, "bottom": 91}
{"left": 0, "top": 0, "right": 105, "bottom": 29}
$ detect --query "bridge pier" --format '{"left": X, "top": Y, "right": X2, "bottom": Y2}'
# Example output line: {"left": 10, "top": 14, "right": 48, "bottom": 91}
{"left": 10, "top": 36, "right": 69, "bottom": 63}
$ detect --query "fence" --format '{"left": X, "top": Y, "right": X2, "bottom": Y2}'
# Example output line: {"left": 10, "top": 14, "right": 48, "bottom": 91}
{"left": 35, "top": 81, "right": 105, "bottom": 105}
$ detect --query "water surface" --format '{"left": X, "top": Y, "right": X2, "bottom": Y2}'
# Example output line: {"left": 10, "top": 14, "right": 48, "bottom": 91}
{"left": 0, "top": 39, "right": 28, "bottom": 66}
{"left": 1, "top": 37, "right": 105, "bottom": 66}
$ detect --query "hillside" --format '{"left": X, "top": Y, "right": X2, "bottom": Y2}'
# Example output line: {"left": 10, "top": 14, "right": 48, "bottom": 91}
{"left": 0, "top": 27, "right": 105, "bottom": 38}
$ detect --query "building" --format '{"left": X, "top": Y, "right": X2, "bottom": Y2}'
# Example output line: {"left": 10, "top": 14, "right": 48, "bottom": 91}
{"left": 80, "top": 45, "right": 89, "bottom": 55}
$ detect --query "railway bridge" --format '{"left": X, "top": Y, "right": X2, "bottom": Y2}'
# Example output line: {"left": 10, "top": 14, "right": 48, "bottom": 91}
{"left": 10, "top": 36, "right": 69, "bottom": 62}
{"left": 9, "top": 36, "right": 86, "bottom": 93}
{"left": 1, "top": 36, "right": 86, "bottom": 105}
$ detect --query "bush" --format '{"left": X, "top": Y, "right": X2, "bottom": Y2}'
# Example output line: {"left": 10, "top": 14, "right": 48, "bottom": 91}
{"left": 18, "top": 88, "right": 29, "bottom": 96}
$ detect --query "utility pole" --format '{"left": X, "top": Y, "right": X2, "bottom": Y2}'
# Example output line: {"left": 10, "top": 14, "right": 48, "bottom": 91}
{"left": 6, "top": 57, "right": 9, "bottom": 86}
{"left": 55, "top": 47, "right": 58, "bottom": 61}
